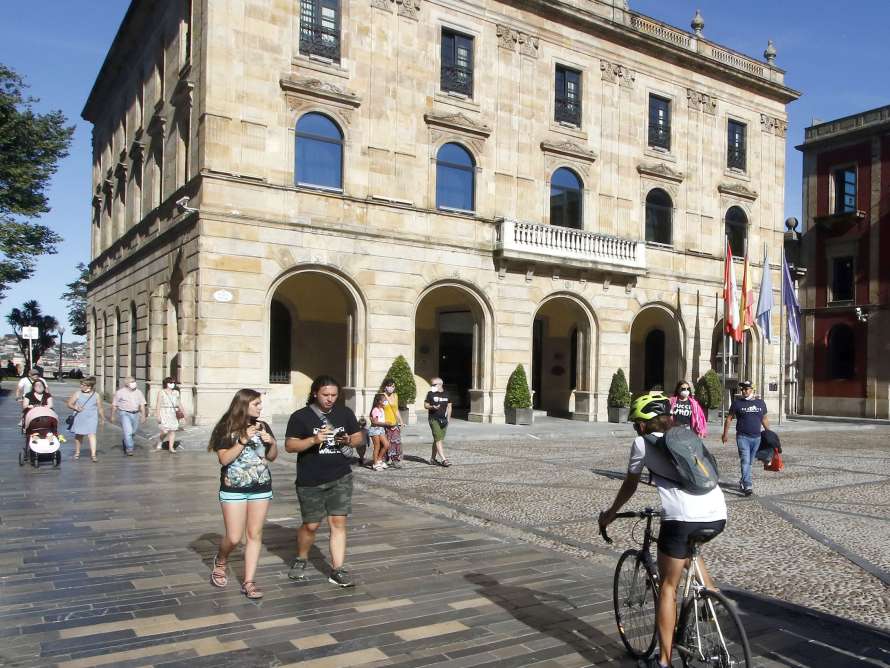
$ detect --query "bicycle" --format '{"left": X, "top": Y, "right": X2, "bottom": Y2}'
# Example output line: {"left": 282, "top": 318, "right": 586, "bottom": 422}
{"left": 600, "top": 507, "right": 751, "bottom": 667}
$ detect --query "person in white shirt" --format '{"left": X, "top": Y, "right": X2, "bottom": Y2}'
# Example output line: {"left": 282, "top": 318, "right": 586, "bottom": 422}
{"left": 16, "top": 369, "right": 45, "bottom": 402}
{"left": 599, "top": 392, "right": 727, "bottom": 668}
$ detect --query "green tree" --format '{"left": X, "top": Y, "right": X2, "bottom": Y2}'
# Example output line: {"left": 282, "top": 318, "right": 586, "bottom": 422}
{"left": 504, "top": 364, "right": 532, "bottom": 409}
{"left": 695, "top": 369, "right": 723, "bottom": 410}
{"left": 61, "top": 262, "right": 89, "bottom": 336}
{"left": 607, "top": 369, "right": 631, "bottom": 407}
{"left": 6, "top": 300, "right": 58, "bottom": 369}
{"left": 0, "top": 64, "right": 73, "bottom": 301}
{"left": 383, "top": 355, "right": 416, "bottom": 407}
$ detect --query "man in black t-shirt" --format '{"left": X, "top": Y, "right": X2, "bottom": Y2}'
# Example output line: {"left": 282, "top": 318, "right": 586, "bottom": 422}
{"left": 424, "top": 377, "right": 452, "bottom": 466}
{"left": 721, "top": 380, "right": 769, "bottom": 497}
{"left": 285, "top": 375, "right": 362, "bottom": 587}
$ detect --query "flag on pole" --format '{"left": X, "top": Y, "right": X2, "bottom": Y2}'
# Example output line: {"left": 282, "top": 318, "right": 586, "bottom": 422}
{"left": 740, "top": 250, "right": 755, "bottom": 333}
{"left": 782, "top": 251, "right": 801, "bottom": 345}
{"left": 724, "top": 241, "right": 741, "bottom": 341}
{"left": 756, "top": 247, "right": 773, "bottom": 342}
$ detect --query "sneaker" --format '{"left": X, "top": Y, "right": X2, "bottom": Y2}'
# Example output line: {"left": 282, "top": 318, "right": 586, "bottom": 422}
{"left": 372, "top": 462, "right": 384, "bottom": 471}
{"left": 380, "top": 461, "right": 388, "bottom": 469}
{"left": 328, "top": 568, "right": 354, "bottom": 588}
{"left": 288, "top": 557, "right": 308, "bottom": 581}
{"left": 743, "top": 488, "right": 754, "bottom": 497}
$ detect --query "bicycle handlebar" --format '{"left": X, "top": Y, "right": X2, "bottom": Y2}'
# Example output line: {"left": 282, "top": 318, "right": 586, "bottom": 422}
{"left": 599, "top": 508, "right": 663, "bottom": 545}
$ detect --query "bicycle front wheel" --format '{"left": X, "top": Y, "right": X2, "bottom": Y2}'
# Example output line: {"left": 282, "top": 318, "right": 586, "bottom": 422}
{"left": 677, "top": 589, "right": 751, "bottom": 668}
{"left": 613, "top": 549, "right": 658, "bottom": 658}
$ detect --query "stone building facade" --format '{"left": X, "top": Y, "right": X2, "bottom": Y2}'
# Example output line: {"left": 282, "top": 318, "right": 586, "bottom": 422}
{"left": 83, "top": 0, "right": 798, "bottom": 424}
{"left": 797, "top": 106, "right": 890, "bottom": 418}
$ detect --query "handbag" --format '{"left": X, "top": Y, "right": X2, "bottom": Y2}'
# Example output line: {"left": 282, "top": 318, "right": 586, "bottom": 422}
{"left": 175, "top": 406, "right": 185, "bottom": 420}
{"left": 764, "top": 449, "right": 784, "bottom": 472}
{"left": 66, "top": 413, "right": 76, "bottom": 430}
{"left": 435, "top": 414, "right": 449, "bottom": 428}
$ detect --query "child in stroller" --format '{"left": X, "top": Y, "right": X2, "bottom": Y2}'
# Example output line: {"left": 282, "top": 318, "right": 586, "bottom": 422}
{"left": 20, "top": 406, "right": 63, "bottom": 468}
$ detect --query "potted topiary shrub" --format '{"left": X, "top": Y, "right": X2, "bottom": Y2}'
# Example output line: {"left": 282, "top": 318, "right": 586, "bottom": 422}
{"left": 384, "top": 355, "right": 417, "bottom": 425}
{"left": 504, "top": 364, "right": 533, "bottom": 425}
{"left": 694, "top": 369, "right": 722, "bottom": 422}
{"left": 607, "top": 368, "right": 631, "bottom": 423}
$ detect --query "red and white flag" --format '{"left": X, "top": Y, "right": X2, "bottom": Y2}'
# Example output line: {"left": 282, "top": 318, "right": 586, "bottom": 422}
{"left": 724, "top": 242, "right": 741, "bottom": 341}
{"left": 740, "top": 250, "right": 755, "bottom": 335}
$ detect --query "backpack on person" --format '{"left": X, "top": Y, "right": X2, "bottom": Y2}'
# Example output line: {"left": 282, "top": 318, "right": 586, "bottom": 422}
{"left": 644, "top": 428, "right": 720, "bottom": 495}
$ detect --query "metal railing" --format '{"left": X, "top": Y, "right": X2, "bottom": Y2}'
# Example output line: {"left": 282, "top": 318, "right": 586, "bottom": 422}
{"left": 441, "top": 64, "right": 473, "bottom": 96}
{"left": 269, "top": 370, "right": 291, "bottom": 384}
{"left": 299, "top": 24, "right": 340, "bottom": 62}
{"left": 555, "top": 97, "right": 581, "bottom": 126}
{"left": 648, "top": 123, "right": 671, "bottom": 150}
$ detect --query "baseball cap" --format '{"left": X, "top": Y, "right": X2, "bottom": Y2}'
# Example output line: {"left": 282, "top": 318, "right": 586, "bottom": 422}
{"left": 738, "top": 380, "right": 753, "bottom": 389}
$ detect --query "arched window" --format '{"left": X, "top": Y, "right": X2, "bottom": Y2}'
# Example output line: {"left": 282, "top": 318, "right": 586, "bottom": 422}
{"left": 295, "top": 113, "right": 343, "bottom": 189}
{"left": 645, "top": 188, "right": 672, "bottom": 245}
{"left": 827, "top": 324, "right": 855, "bottom": 380}
{"left": 435, "top": 143, "right": 475, "bottom": 212}
{"left": 725, "top": 206, "right": 748, "bottom": 257}
{"left": 550, "top": 168, "right": 583, "bottom": 229}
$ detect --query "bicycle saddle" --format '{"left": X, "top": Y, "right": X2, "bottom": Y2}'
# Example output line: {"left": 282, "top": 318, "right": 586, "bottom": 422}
{"left": 687, "top": 528, "right": 721, "bottom": 545}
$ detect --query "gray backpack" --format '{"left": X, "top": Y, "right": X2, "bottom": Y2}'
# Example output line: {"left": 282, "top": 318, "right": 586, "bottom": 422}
{"left": 644, "top": 428, "right": 720, "bottom": 495}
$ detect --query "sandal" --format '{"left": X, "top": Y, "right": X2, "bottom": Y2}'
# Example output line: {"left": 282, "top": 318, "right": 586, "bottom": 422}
{"left": 91, "top": 455, "right": 97, "bottom": 462}
{"left": 210, "top": 556, "right": 228, "bottom": 588}
{"left": 241, "top": 580, "right": 263, "bottom": 599}
{"left": 74, "top": 453, "right": 80, "bottom": 460}
{"left": 440, "top": 459, "right": 452, "bottom": 467}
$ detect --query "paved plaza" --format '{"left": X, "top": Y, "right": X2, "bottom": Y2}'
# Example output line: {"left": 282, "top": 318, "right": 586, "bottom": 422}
{"left": 2, "top": 383, "right": 889, "bottom": 667}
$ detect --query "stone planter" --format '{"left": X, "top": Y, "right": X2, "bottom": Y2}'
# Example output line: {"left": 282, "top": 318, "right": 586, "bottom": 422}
{"left": 505, "top": 407, "right": 534, "bottom": 425}
{"left": 608, "top": 405, "right": 629, "bottom": 423}
{"left": 398, "top": 407, "right": 417, "bottom": 426}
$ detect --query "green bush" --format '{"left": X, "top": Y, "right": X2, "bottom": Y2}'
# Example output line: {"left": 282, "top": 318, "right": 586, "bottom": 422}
{"left": 608, "top": 369, "right": 631, "bottom": 407}
{"left": 695, "top": 369, "right": 722, "bottom": 409}
{"left": 383, "top": 355, "right": 416, "bottom": 408}
{"left": 504, "top": 364, "right": 532, "bottom": 409}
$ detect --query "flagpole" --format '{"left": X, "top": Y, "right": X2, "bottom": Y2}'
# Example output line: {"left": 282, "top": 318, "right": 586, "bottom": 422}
{"left": 721, "top": 237, "right": 727, "bottom": 422}
{"left": 778, "top": 250, "right": 785, "bottom": 425}
{"left": 760, "top": 243, "right": 767, "bottom": 399}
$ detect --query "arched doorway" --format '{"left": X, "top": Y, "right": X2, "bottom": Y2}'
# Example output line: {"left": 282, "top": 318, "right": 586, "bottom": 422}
{"left": 532, "top": 296, "right": 594, "bottom": 417}
{"left": 630, "top": 305, "right": 683, "bottom": 394}
{"left": 415, "top": 284, "right": 486, "bottom": 416}
{"left": 268, "top": 270, "right": 359, "bottom": 405}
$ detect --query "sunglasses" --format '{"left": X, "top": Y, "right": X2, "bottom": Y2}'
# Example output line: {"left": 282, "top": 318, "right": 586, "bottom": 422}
{"left": 679, "top": 386, "right": 690, "bottom": 391}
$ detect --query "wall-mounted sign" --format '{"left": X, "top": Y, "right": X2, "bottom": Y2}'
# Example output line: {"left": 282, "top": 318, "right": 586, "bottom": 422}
{"left": 213, "top": 289, "right": 233, "bottom": 303}
{"left": 22, "top": 326, "right": 39, "bottom": 340}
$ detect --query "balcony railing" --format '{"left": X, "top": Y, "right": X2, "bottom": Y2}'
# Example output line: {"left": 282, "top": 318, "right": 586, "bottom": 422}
{"left": 555, "top": 97, "right": 581, "bottom": 126}
{"left": 269, "top": 370, "right": 291, "bottom": 384}
{"left": 300, "top": 24, "right": 340, "bottom": 62}
{"left": 648, "top": 124, "right": 671, "bottom": 150}
{"left": 727, "top": 146, "right": 746, "bottom": 171}
{"left": 441, "top": 64, "right": 473, "bottom": 96}
{"left": 496, "top": 219, "right": 646, "bottom": 272}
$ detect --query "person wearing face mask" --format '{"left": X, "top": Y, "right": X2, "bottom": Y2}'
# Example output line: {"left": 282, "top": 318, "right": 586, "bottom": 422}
{"left": 111, "top": 376, "right": 148, "bottom": 456}
{"left": 424, "top": 377, "right": 452, "bottom": 466}
{"left": 721, "top": 380, "right": 769, "bottom": 497}
{"left": 379, "top": 377, "right": 404, "bottom": 469}
{"left": 669, "top": 380, "right": 707, "bottom": 438}
{"left": 156, "top": 377, "right": 184, "bottom": 453}
{"left": 284, "top": 375, "right": 363, "bottom": 588}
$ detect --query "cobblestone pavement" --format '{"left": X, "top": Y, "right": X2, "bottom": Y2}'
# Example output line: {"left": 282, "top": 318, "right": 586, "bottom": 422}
{"left": 2, "top": 385, "right": 889, "bottom": 667}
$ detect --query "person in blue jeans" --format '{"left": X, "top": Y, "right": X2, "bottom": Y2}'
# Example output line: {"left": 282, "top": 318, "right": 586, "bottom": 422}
{"left": 721, "top": 380, "right": 769, "bottom": 496}
{"left": 111, "top": 377, "right": 147, "bottom": 456}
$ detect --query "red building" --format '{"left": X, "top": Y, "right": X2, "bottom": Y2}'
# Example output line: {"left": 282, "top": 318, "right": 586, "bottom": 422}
{"left": 797, "top": 105, "right": 890, "bottom": 417}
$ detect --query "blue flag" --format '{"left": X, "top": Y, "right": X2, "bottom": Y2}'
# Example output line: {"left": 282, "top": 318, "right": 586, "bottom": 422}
{"left": 756, "top": 248, "right": 773, "bottom": 342}
{"left": 782, "top": 252, "right": 801, "bottom": 345}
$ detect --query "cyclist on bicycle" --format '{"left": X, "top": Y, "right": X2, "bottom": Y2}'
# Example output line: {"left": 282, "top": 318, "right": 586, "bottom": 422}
{"left": 599, "top": 392, "right": 727, "bottom": 668}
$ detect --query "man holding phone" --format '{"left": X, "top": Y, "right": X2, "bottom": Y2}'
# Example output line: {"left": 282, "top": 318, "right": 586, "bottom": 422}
{"left": 284, "top": 375, "right": 363, "bottom": 587}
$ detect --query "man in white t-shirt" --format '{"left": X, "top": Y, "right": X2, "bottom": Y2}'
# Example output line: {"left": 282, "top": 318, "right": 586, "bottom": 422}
{"left": 16, "top": 369, "right": 45, "bottom": 402}
{"left": 599, "top": 392, "right": 727, "bottom": 668}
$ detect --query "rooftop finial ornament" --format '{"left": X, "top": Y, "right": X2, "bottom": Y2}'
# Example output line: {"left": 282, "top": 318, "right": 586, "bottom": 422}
{"left": 764, "top": 40, "right": 777, "bottom": 65}
{"left": 691, "top": 9, "right": 704, "bottom": 37}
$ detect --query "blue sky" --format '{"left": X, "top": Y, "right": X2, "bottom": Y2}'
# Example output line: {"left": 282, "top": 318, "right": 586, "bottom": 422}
{"left": 2, "top": 1, "right": 888, "bottom": 338}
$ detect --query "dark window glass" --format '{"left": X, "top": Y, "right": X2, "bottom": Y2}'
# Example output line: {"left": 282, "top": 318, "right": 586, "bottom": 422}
{"left": 648, "top": 95, "right": 671, "bottom": 150}
{"left": 833, "top": 167, "right": 857, "bottom": 214}
{"left": 295, "top": 113, "right": 343, "bottom": 189}
{"left": 436, "top": 142, "right": 474, "bottom": 211}
{"left": 831, "top": 256, "right": 855, "bottom": 302}
{"left": 555, "top": 66, "right": 582, "bottom": 126}
{"left": 645, "top": 188, "right": 672, "bottom": 245}
{"left": 441, "top": 30, "right": 473, "bottom": 97}
{"left": 550, "top": 168, "right": 583, "bottom": 229}
{"left": 727, "top": 120, "right": 746, "bottom": 170}
{"left": 300, "top": 0, "right": 340, "bottom": 62}
{"left": 827, "top": 324, "right": 855, "bottom": 380}
{"left": 725, "top": 206, "right": 748, "bottom": 258}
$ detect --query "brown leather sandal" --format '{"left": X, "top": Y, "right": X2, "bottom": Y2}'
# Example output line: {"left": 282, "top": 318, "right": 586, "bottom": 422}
{"left": 241, "top": 580, "right": 263, "bottom": 599}
{"left": 210, "top": 555, "right": 228, "bottom": 588}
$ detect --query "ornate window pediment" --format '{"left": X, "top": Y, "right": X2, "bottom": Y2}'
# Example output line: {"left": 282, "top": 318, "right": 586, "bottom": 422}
{"left": 280, "top": 76, "right": 361, "bottom": 109}
{"left": 637, "top": 162, "right": 683, "bottom": 183}
{"left": 423, "top": 111, "right": 491, "bottom": 138}
{"left": 718, "top": 182, "right": 758, "bottom": 201}
{"left": 540, "top": 139, "right": 597, "bottom": 163}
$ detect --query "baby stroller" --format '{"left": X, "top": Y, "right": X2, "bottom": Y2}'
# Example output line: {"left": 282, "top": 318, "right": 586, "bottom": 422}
{"left": 20, "top": 406, "right": 62, "bottom": 468}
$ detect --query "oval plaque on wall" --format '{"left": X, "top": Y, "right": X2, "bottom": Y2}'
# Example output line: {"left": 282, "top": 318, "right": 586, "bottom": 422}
{"left": 213, "top": 289, "right": 233, "bottom": 303}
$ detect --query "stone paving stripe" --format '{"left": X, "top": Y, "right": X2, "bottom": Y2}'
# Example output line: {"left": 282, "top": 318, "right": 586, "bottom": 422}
{"left": 131, "top": 573, "right": 205, "bottom": 590}
{"left": 395, "top": 620, "right": 469, "bottom": 641}
{"left": 448, "top": 596, "right": 497, "bottom": 610}
{"left": 290, "top": 632, "right": 337, "bottom": 649}
{"left": 57, "top": 638, "right": 247, "bottom": 668}
{"left": 353, "top": 597, "right": 414, "bottom": 612}
{"left": 280, "top": 647, "right": 389, "bottom": 667}
{"left": 85, "top": 566, "right": 145, "bottom": 578}
{"left": 251, "top": 616, "right": 302, "bottom": 630}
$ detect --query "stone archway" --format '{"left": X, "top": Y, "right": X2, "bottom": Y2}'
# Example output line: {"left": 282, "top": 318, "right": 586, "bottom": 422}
{"left": 630, "top": 304, "right": 684, "bottom": 395}
{"left": 532, "top": 295, "right": 596, "bottom": 419}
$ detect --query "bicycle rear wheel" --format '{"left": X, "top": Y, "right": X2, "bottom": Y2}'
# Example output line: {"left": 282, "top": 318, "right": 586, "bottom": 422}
{"left": 613, "top": 549, "right": 658, "bottom": 658}
{"left": 677, "top": 589, "right": 751, "bottom": 668}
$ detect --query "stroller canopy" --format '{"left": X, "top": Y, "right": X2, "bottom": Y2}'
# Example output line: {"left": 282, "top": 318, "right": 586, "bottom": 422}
{"left": 24, "top": 406, "right": 59, "bottom": 431}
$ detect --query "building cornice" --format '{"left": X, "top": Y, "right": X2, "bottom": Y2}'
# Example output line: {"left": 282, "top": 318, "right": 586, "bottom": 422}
{"left": 797, "top": 105, "right": 890, "bottom": 152}
{"left": 279, "top": 77, "right": 362, "bottom": 109}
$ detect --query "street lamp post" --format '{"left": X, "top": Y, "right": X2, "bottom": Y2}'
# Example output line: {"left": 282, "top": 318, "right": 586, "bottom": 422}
{"left": 58, "top": 326, "right": 66, "bottom": 379}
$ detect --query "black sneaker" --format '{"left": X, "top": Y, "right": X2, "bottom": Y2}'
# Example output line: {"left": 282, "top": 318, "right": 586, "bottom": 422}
{"left": 743, "top": 488, "right": 754, "bottom": 497}
{"left": 288, "top": 557, "right": 308, "bottom": 581}
{"left": 328, "top": 568, "right": 354, "bottom": 587}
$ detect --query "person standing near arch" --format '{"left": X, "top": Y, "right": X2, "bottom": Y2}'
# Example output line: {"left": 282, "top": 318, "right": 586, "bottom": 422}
{"left": 285, "top": 375, "right": 363, "bottom": 587}
{"left": 721, "top": 380, "right": 769, "bottom": 496}
{"left": 380, "top": 377, "right": 403, "bottom": 469}
{"left": 424, "top": 377, "right": 452, "bottom": 466}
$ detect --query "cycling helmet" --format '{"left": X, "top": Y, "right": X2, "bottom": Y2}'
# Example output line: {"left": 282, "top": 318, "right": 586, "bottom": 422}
{"left": 628, "top": 392, "right": 671, "bottom": 422}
